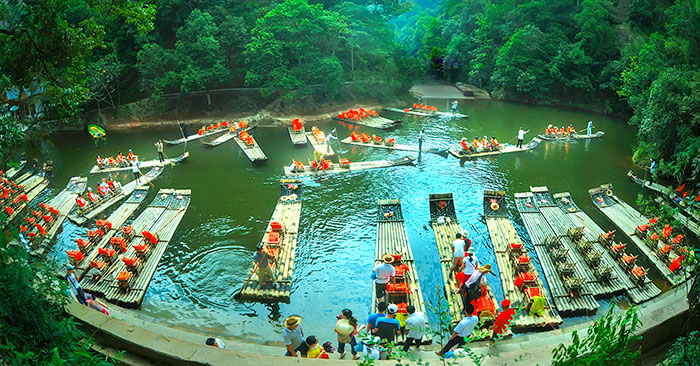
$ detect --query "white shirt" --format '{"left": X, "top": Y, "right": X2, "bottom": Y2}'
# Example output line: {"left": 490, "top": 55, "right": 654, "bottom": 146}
{"left": 214, "top": 338, "right": 225, "bottom": 349}
{"left": 465, "top": 271, "right": 487, "bottom": 288}
{"left": 405, "top": 312, "right": 427, "bottom": 339}
{"left": 518, "top": 129, "right": 527, "bottom": 140}
{"left": 452, "top": 239, "right": 466, "bottom": 258}
{"left": 67, "top": 272, "right": 82, "bottom": 294}
{"left": 373, "top": 263, "right": 395, "bottom": 284}
{"left": 462, "top": 254, "right": 479, "bottom": 275}
{"left": 453, "top": 315, "right": 479, "bottom": 338}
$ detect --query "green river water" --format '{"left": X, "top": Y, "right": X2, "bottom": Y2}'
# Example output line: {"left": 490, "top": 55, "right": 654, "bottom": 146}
{"left": 35, "top": 99, "right": 671, "bottom": 345}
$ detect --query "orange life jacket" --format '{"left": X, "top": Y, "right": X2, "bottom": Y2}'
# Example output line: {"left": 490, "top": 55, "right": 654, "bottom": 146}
{"left": 461, "top": 141, "right": 469, "bottom": 150}
{"left": 76, "top": 197, "right": 87, "bottom": 208}
{"left": 482, "top": 138, "right": 489, "bottom": 147}
{"left": 491, "top": 138, "right": 499, "bottom": 146}
{"left": 473, "top": 139, "right": 481, "bottom": 148}
{"left": 96, "top": 156, "right": 103, "bottom": 165}
{"left": 87, "top": 192, "right": 98, "bottom": 202}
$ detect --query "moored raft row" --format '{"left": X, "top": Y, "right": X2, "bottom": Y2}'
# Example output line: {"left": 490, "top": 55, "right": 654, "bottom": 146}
{"left": 530, "top": 186, "right": 625, "bottom": 298}
{"left": 333, "top": 108, "right": 400, "bottom": 129}
{"left": 514, "top": 192, "right": 600, "bottom": 315}
{"left": 552, "top": 192, "right": 660, "bottom": 304}
{"left": 371, "top": 199, "right": 431, "bottom": 344}
{"left": 68, "top": 166, "right": 163, "bottom": 226}
{"left": 1, "top": 172, "right": 50, "bottom": 228}
{"left": 283, "top": 156, "right": 415, "bottom": 177}
{"left": 483, "top": 191, "right": 563, "bottom": 332}
{"left": 83, "top": 189, "right": 191, "bottom": 308}
{"left": 449, "top": 138, "right": 541, "bottom": 159}
{"left": 238, "top": 180, "right": 302, "bottom": 303}
{"left": 428, "top": 193, "right": 502, "bottom": 338}
{"left": 589, "top": 184, "right": 689, "bottom": 286}
{"left": 233, "top": 129, "right": 268, "bottom": 162}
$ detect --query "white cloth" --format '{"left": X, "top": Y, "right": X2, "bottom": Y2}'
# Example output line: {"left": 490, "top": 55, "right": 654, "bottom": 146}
{"left": 373, "top": 263, "right": 395, "bottom": 284}
{"left": 214, "top": 338, "right": 225, "bottom": 348}
{"left": 462, "top": 254, "right": 479, "bottom": 275}
{"left": 454, "top": 315, "right": 479, "bottom": 338}
{"left": 283, "top": 326, "right": 304, "bottom": 349}
{"left": 405, "top": 312, "right": 427, "bottom": 339}
{"left": 465, "top": 271, "right": 487, "bottom": 288}
{"left": 518, "top": 129, "right": 527, "bottom": 140}
{"left": 452, "top": 239, "right": 466, "bottom": 258}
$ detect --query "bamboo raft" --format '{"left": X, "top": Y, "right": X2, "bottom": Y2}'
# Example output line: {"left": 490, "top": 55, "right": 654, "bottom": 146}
{"left": 537, "top": 131, "right": 605, "bottom": 141}
{"left": 83, "top": 189, "right": 191, "bottom": 308}
{"left": 305, "top": 131, "right": 335, "bottom": 157}
{"left": 529, "top": 187, "right": 625, "bottom": 298}
{"left": 333, "top": 114, "right": 400, "bottom": 129}
{"left": 238, "top": 180, "right": 302, "bottom": 303}
{"left": 288, "top": 126, "right": 307, "bottom": 145}
{"left": 68, "top": 167, "right": 163, "bottom": 226}
{"left": 283, "top": 156, "right": 415, "bottom": 177}
{"left": 3, "top": 159, "right": 26, "bottom": 179}
{"left": 1, "top": 173, "right": 50, "bottom": 227}
{"left": 428, "top": 193, "right": 502, "bottom": 330}
{"left": 89, "top": 152, "right": 189, "bottom": 174}
{"left": 589, "top": 184, "right": 688, "bottom": 286}
{"left": 340, "top": 136, "right": 442, "bottom": 154}
{"left": 233, "top": 134, "right": 268, "bottom": 162}
{"left": 448, "top": 138, "right": 541, "bottom": 159}
{"left": 382, "top": 107, "right": 469, "bottom": 119}
{"left": 202, "top": 125, "right": 257, "bottom": 147}
{"left": 26, "top": 177, "right": 88, "bottom": 256}
{"left": 483, "top": 191, "right": 563, "bottom": 331}
{"left": 514, "top": 192, "right": 600, "bottom": 315}
{"left": 627, "top": 170, "right": 673, "bottom": 195}
{"left": 58, "top": 188, "right": 149, "bottom": 281}
{"left": 371, "top": 199, "right": 431, "bottom": 344}
{"left": 164, "top": 127, "right": 228, "bottom": 145}
{"left": 552, "top": 192, "right": 661, "bottom": 304}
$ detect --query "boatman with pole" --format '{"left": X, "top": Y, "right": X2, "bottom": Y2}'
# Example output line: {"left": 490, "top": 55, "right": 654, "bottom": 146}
{"left": 587, "top": 121, "right": 593, "bottom": 136}
{"left": 418, "top": 130, "right": 424, "bottom": 162}
{"left": 155, "top": 139, "right": 165, "bottom": 163}
{"left": 517, "top": 127, "right": 529, "bottom": 149}
{"left": 451, "top": 100, "right": 458, "bottom": 115}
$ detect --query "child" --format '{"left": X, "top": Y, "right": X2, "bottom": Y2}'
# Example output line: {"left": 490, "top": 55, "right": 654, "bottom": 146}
{"left": 299, "top": 336, "right": 327, "bottom": 359}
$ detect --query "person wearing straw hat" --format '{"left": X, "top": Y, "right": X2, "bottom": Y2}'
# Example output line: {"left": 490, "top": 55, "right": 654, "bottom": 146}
{"left": 335, "top": 309, "right": 364, "bottom": 360}
{"left": 283, "top": 315, "right": 304, "bottom": 357}
{"left": 253, "top": 244, "right": 276, "bottom": 286}
{"left": 372, "top": 254, "right": 395, "bottom": 303}
{"left": 65, "top": 264, "right": 87, "bottom": 306}
{"left": 462, "top": 263, "right": 493, "bottom": 307}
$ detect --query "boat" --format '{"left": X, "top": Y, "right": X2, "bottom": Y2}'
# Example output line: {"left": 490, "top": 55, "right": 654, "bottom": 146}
{"left": 287, "top": 119, "right": 307, "bottom": 145}
{"left": 333, "top": 108, "right": 400, "bottom": 129}
{"left": 88, "top": 124, "right": 106, "bottom": 138}
{"left": 283, "top": 156, "right": 414, "bottom": 177}
{"left": 341, "top": 136, "right": 443, "bottom": 154}
{"left": 537, "top": 131, "right": 605, "bottom": 141}
{"left": 449, "top": 138, "right": 541, "bottom": 158}
{"left": 1, "top": 173, "right": 50, "bottom": 228}
{"left": 89, "top": 152, "right": 189, "bottom": 174}
{"left": 305, "top": 127, "right": 335, "bottom": 156}
{"left": 164, "top": 124, "right": 229, "bottom": 145}
{"left": 3, "top": 159, "right": 27, "bottom": 179}
{"left": 233, "top": 130, "right": 268, "bottom": 162}
{"left": 382, "top": 107, "right": 469, "bottom": 119}
{"left": 202, "top": 124, "right": 257, "bottom": 147}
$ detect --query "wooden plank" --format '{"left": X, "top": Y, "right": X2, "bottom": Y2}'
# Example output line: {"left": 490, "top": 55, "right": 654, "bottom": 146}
{"left": 284, "top": 156, "right": 414, "bottom": 177}
{"left": 448, "top": 138, "right": 541, "bottom": 159}
{"left": 238, "top": 180, "right": 302, "bottom": 303}
{"left": 233, "top": 135, "right": 268, "bottom": 162}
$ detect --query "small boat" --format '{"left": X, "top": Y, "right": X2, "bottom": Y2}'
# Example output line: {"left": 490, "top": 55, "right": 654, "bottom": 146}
{"left": 88, "top": 124, "right": 106, "bottom": 138}
{"left": 382, "top": 107, "right": 469, "bottom": 119}
{"left": 449, "top": 138, "right": 541, "bottom": 158}
{"left": 305, "top": 126, "right": 335, "bottom": 156}
{"left": 287, "top": 119, "right": 307, "bottom": 145}
{"left": 284, "top": 156, "right": 415, "bottom": 177}
{"left": 233, "top": 130, "right": 268, "bottom": 162}
{"left": 89, "top": 152, "right": 189, "bottom": 174}
{"left": 537, "top": 131, "right": 605, "bottom": 141}
{"left": 333, "top": 108, "right": 400, "bottom": 129}
{"left": 202, "top": 124, "right": 257, "bottom": 147}
{"left": 3, "top": 159, "right": 27, "bottom": 179}
{"left": 164, "top": 124, "right": 230, "bottom": 145}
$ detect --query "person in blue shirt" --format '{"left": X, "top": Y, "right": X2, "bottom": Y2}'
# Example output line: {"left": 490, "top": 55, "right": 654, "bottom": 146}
{"left": 373, "top": 304, "right": 401, "bottom": 343}
{"left": 649, "top": 159, "right": 656, "bottom": 185}
{"left": 587, "top": 121, "right": 593, "bottom": 136}
{"left": 366, "top": 302, "right": 387, "bottom": 333}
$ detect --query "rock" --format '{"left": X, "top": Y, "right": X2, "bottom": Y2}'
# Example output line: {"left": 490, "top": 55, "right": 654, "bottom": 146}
{"left": 455, "top": 82, "right": 491, "bottom": 100}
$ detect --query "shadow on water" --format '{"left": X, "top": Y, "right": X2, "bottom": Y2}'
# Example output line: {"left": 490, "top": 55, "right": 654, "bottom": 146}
{"left": 40, "top": 99, "right": 680, "bottom": 344}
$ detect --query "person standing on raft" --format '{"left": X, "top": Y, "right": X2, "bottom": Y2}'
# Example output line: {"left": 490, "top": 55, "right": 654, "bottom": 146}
{"left": 155, "top": 139, "right": 165, "bottom": 163}
{"left": 131, "top": 159, "right": 141, "bottom": 183}
{"left": 517, "top": 127, "right": 529, "bottom": 149}
{"left": 451, "top": 100, "right": 459, "bottom": 115}
{"left": 587, "top": 120, "right": 594, "bottom": 136}
{"left": 254, "top": 244, "right": 276, "bottom": 286}
{"left": 372, "top": 254, "right": 395, "bottom": 303}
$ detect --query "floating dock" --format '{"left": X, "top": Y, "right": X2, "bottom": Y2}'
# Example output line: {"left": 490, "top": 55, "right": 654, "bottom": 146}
{"left": 428, "top": 193, "right": 501, "bottom": 329}
{"left": 238, "top": 180, "right": 302, "bottom": 303}
{"left": 514, "top": 192, "right": 600, "bottom": 315}
{"left": 1, "top": 173, "right": 50, "bottom": 227}
{"left": 449, "top": 138, "right": 541, "bottom": 159}
{"left": 530, "top": 186, "right": 625, "bottom": 298}
{"left": 552, "top": 192, "right": 661, "bottom": 304}
{"left": 27, "top": 177, "right": 88, "bottom": 256}
{"left": 483, "top": 191, "right": 563, "bottom": 331}
{"left": 233, "top": 134, "right": 268, "bottom": 162}
{"left": 288, "top": 126, "right": 307, "bottom": 145}
{"left": 202, "top": 125, "right": 257, "bottom": 147}
{"left": 305, "top": 130, "right": 335, "bottom": 157}
{"left": 283, "top": 156, "right": 414, "bottom": 177}
{"left": 589, "top": 184, "right": 688, "bottom": 286}
{"left": 83, "top": 189, "right": 191, "bottom": 308}
{"left": 382, "top": 107, "right": 469, "bottom": 119}
{"left": 89, "top": 153, "right": 189, "bottom": 174}
{"left": 68, "top": 167, "right": 163, "bottom": 226}
{"left": 537, "top": 131, "right": 605, "bottom": 141}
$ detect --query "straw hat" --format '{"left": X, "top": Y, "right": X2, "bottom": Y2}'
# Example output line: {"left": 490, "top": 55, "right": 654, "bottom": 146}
{"left": 284, "top": 315, "right": 302, "bottom": 328}
{"left": 382, "top": 254, "right": 395, "bottom": 264}
{"left": 478, "top": 264, "right": 493, "bottom": 275}
{"left": 335, "top": 319, "right": 354, "bottom": 335}
{"left": 491, "top": 202, "right": 500, "bottom": 211}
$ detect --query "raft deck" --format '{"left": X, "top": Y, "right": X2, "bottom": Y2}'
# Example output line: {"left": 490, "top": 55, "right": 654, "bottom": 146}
{"left": 287, "top": 126, "right": 307, "bottom": 145}
{"left": 68, "top": 167, "right": 163, "bottom": 226}
{"left": 537, "top": 131, "right": 605, "bottom": 141}
{"left": 233, "top": 135, "right": 268, "bottom": 162}
{"left": 283, "top": 156, "right": 414, "bottom": 177}
{"left": 202, "top": 125, "right": 257, "bottom": 147}
{"left": 1, "top": 173, "right": 50, "bottom": 227}
{"left": 483, "top": 191, "right": 563, "bottom": 331}
{"left": 84, "top": 189, "right": 191, "bottom": 308}
{"left": 428, "top": 193, "right": 502, "bottom": 330}
{"left": 3, "top": 160, "right": 26, "bottom": 179}
{"left": 515, "top": 192, "right": 600, "bottom": 315}
{"left": 552, "top": 192, "right": 661, "bottom": 304}
{"left": 382, "top": 107, "right": 469, "bottom": 119}
{"left": 589, "top": 184, "right": 688, "bottom": 286}
{"left": 29, "top": 177, "right": 88, "bottom": 256}
{"left": 238, "top": 180, "right": 302, "bottom": 303}
{"left": 89, "top": 153, "right": 189, "bottom": 174}
{"left": 305, "top": 131, "right": 335, "bottom": 157}
{"left": 449, "top": 138, "right": 541, "bottom": 159}
{"left": 332, "top": 115, "right": 400, "bottom": 129}
{"left": 340, "top": 136, "right": 441, "bottom": 153}
{"left": 164, "top": 127, "right": 228, "bottom": 145}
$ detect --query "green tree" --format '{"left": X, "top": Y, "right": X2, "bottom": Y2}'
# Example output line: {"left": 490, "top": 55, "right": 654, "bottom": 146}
{"left": 136, "top": 43, "right": 177, "bottom": 95}
{"left": 86, "top": 53, "right": 124, "bottom": 118}
{"left": 574, "top": 0, "right": 618, "bottom": 75}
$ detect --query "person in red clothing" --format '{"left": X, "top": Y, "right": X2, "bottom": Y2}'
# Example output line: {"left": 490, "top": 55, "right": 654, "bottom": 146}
{"left": 491, "top": 299, "right": 515, "bottom": 339}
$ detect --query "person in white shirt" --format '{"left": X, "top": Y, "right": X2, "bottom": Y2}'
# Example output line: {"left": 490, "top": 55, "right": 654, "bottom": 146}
{"left": 372, "top": 254, "right": 395, "bottom": 302}
{"left": 436, "top": 303, "right": 479, "bottom": 357}
{"left": 402, "top": 305, "right": 427, "bottom": 352}
{"left": 462, "top": 264, "right": 493, "bottom": 306}
{"left": 517, "top": 127, "right": 530, "bottom": 149}
{"left": 450, "top": 233, "right": 466, "bottom": 274}
{"left": 206, "top": 337, "right": 225, "bottom": 348}
{"left": 462, "top": 247, "right": 479, "bottom": 281}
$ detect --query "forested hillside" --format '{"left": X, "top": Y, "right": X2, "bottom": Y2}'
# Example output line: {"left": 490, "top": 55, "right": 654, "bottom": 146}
{"left": 1, "top": 0, "right": 699, "bottom": 184}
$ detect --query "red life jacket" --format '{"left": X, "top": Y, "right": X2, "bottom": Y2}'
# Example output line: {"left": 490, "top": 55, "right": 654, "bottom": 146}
{"left": 98, "top": 185, "right": 109, "bottom": 196}
{"left": 76, "top": 197, "right": 87, "bottom": 208}
{"left": 96, "top": 156, "right": 103, "bottom": 165}
{"left": 36, "top": 224, "right": 46, "bottom": 236}
{"left": 87, "top": 192, "right": 98, "bottom": 202}
{"left": 461, "top": 141, "right": 469, "bottom": 150}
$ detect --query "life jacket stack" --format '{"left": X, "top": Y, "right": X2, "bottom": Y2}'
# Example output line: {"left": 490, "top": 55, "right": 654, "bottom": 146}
{"left": 121, "top": 225, "right": 134, "bottom": 241}
{"left": 311, "top": 126, "right": 326, "bottom": 142}
{"left": 96, "top": 219, "right": 113, "bottom": 232}
{"left": 87, "top": 229, "right": 104, "bottom": 243}
{"left": 134, "top": 241, "right": 151, "bottom": 259}
{"left": 384, "top": 254, "right": 411, "bottom": 310}
{"left": 98, "top": 247, "right": 117, "bottom": 264}
{"left": 122, "top": 256, "right": 140, "bottom": 274}
{"left": 336, "top": 108, "right": 379, "bottom": 121}
{"left": 292, "top": 159, "right": 305, "bottom": 171}
{"left": 66, "top": 250, "right": 84, "bottom": 265}
{"left": 339, "top": 158, "right": 351, "bottom": 167}
{"left": 76, "top": 238, "right": 91, "bottom": 254}
{"left": 142, "top": 230, "right": 158, "bottom": 245}
{"left": 239, "top": 130, "right": 254, "bottom": 146}
{"left": 291, "top": 118, "right": 303, "bottom": 132}
{"left": 116, "top": 270, "right": 132, "bottom": 290}
{"left": 110, "top": 236, "right": 127, "bottom": 253}
{"left": 411, "top": 104, "right": 437, "bottom": 112}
